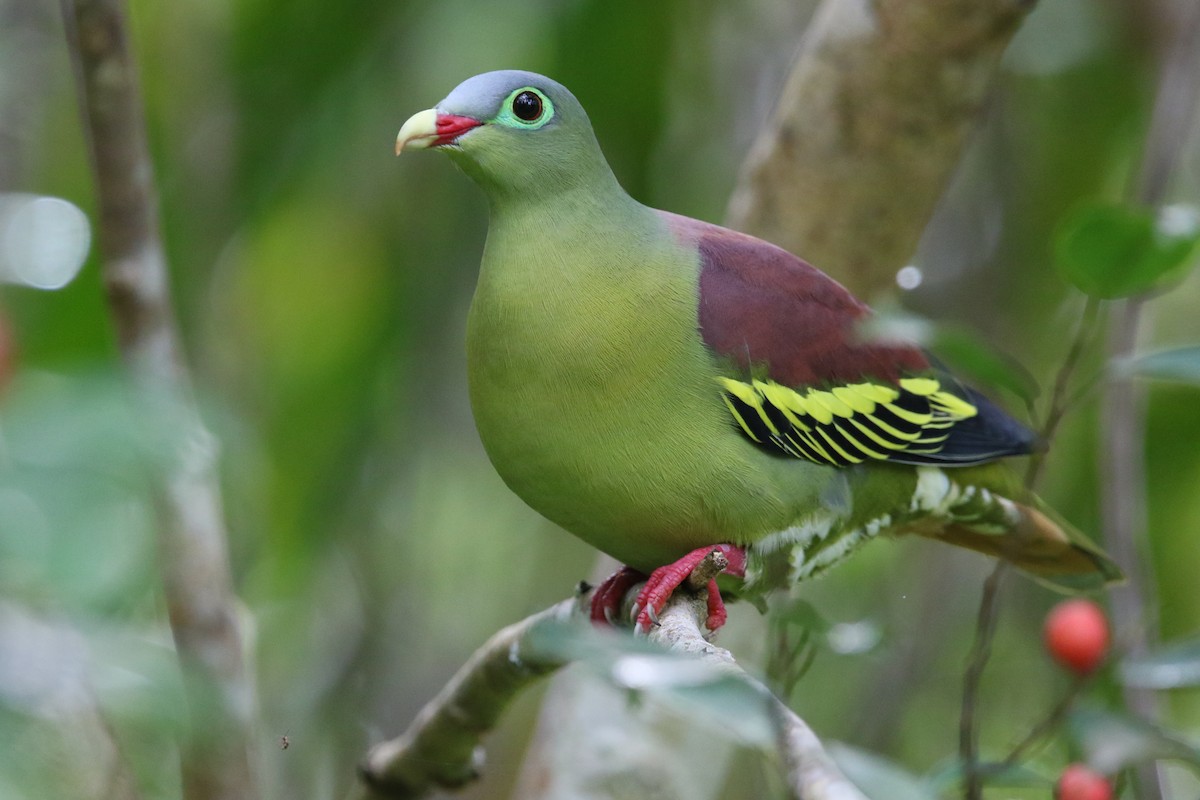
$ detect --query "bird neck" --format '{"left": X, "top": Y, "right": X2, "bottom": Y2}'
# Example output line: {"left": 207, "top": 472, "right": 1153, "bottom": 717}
{"left": 506, "top": 173, "right": 635, "bottom": 219}
{"left": 449, "top": 128, "right": 628, "bottom": 212}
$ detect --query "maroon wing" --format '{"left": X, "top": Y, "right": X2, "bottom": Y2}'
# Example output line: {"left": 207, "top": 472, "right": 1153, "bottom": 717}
{"left": 661, "top": 211, "right": 1037, "bottom": 467}
{"left": 662, "top": 211, "right": 928, "bottom": 384}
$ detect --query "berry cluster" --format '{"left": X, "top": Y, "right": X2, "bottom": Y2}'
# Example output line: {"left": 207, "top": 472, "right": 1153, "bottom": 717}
{"left": 1044, "top": 599, "right": 1112, "bottom": 800}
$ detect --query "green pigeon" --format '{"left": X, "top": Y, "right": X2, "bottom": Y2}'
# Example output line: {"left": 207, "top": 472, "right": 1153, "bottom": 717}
{"left": 396, "top": 70, "right": 1118, "bottom": 633}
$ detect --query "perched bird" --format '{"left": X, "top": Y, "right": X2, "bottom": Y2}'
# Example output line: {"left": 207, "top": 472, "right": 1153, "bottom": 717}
{"left": 396, "top": 70, "right": 1118, "bottom": 633}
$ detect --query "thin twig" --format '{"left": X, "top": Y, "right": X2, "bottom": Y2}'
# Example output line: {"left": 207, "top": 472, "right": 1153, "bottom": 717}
{"left": 1001, "top": 676, "right": 1087, "bottom": 768}
{"left": 1025, "top": 296, "right": 1102, "bottom": 488}
{"left": 958, "top": 560, "right": 1009, "bottom": 800}
{"left": 958, "top": 281, "right": 1109, "bottom": 799}
{"left": 768, "top": 619, "right": 818, "bottom": 703}
{"left": 958, "top": 288, "right": 1101, "bottom": 799}
{"left": 59, "top": 2, "right": 256, "bottom": 799}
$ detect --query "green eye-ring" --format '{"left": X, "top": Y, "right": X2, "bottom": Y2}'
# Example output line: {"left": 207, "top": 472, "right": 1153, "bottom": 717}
{"left": 495, "top": 87, "right": 555, "bottom": 130}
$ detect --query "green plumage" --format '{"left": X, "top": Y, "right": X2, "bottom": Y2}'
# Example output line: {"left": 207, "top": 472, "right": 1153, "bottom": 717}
{"left": 397, "top": 70, "right": 1119, "bottom": 596}
{"left": 466, "top": 181, "right": 819, "bottom": 571}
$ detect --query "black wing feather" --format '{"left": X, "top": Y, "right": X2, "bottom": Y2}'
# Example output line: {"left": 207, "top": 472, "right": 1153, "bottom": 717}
{"left": 720, "top": 374, "right": 1038, "bottom": 469}
{"left": 894, "top": 387, "right": 1039, "bottom": 466}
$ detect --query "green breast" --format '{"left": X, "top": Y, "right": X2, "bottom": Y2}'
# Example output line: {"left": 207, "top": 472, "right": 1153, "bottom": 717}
{"left": 465, "top": 196, "right": 819, "bottom": 570}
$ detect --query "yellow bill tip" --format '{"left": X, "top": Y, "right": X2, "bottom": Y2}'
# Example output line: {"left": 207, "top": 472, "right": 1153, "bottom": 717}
{"left": 395, "top": 108, "right": 439, "bottom": 155}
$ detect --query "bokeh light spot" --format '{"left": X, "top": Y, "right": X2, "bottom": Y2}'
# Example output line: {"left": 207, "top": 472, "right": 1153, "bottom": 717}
{"left": 0, "top": 194, "right": 91, "bottom": 290}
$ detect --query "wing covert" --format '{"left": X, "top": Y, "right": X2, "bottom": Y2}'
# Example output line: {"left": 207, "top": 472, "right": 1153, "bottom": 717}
{"left": 659, "top": 211, "right": 1037, "bottom": 468}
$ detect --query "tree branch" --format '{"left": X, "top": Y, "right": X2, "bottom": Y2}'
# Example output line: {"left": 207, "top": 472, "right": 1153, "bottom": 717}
{"left": 60, "top": 2, "right": 257, "bottom": 799}
{"left": 650, "top": 588, "right": 868, "bottom": 800}
{"left": 357, "top": 598, "right": 579, "bottom": 798}
{"left": 726, "top": 0, "right": 1035, "bottom": 296}
{"left": 357, "top": 571, "right": 864, "bottom": 800}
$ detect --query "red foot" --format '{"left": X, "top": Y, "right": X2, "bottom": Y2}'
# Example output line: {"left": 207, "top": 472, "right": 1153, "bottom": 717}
{"left": 590, "top": 566, "right": 647, "bottom": 625}
{"left": 587, "top": 545, "right": 745, "bottom": 634}
{"left": 590, "top": 546, "right": 747, "bottom": 633}
{"left": 633, "top": 544, "right": 746, "bottom": 634}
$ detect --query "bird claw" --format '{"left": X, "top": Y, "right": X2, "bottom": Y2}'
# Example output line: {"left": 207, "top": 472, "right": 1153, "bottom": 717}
{"left": 633, "top": 544, "right": 747, "bottom": 634}
{"left": 592, "top": 545, "right": 747, "bottom": 634}
{"left": 590, "top": 566, "right": 646, "bottom": 627}
{"left": 632, "top": 602, "right": 662, "bottom": 635}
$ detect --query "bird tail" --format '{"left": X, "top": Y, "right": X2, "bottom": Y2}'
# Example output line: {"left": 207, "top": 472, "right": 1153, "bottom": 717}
{"left": 902, "top": 465, "right": 1123, "bottom": 592}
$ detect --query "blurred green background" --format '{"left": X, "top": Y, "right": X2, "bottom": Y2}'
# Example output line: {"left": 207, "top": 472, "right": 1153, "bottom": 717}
{"left": 2, "top": 0, "right": 1199, "bottom": 798}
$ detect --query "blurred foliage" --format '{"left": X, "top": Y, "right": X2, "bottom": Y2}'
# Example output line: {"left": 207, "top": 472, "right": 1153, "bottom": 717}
{"left": 1068, "top": 707, "right": 1200, "bottom": 775}
{"left": 2, "top": 0, "right": 1200, "bottom": 798}
{"left": 1122, "top": 346, "right": 1200, "bottom": 386}
{"left": 830, "top": 742, "right": 945, "bottom": 800}
{"left": 1055, "top": 203, "right": 1200, "bottom": 298}
{"left": 528, "top": 621, "right": 778, "bottom": 748}
{"left": 1122, "top": 635, "right": 1200, "bottom": 690}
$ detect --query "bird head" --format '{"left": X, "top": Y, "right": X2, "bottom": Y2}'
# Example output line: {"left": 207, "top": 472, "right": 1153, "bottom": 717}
{"left": 396, "top": 70, "right": 617, "bottom": 203}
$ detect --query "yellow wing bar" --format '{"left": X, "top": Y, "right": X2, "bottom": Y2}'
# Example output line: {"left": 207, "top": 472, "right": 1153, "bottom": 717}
{"left": 718, "top": 376, "right": 978, "bottom": 466}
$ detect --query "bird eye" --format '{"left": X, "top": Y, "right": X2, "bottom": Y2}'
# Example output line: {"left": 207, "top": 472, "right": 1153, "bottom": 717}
{"left": 512, "top": 91, "right": 543, "bottom": 122}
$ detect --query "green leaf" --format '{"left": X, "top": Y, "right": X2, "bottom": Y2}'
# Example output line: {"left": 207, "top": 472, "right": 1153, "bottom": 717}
{"left": 1069, "top": 707, "right": 1200, "bottom": 773}
{"left": 1120, "top": 635, "right": 1200, "bottom": 689}
{"left": 1055, "top": 203, "right": 1200, "bottom": 299}
{"left": 828, "top": 742, "right": 938, "bottom": 800}
{"left": 1118, "top": 347, "right": 1200, "bottom": 386}
{"left": 526, "top": 621, "right": 776, "bottom": 747}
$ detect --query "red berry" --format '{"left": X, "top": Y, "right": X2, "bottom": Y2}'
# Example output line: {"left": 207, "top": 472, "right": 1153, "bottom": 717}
{"left": 1044, "top": 599, "right": 1110, "bottom": 675}
{"left": 1055, "top": 763, "right": 1111, "bottom": 800}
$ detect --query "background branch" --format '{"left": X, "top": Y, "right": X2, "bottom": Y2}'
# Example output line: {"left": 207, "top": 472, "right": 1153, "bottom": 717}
{"left": 1102, "top": 3, "right": 1200, "bottom": 797}
{"left": 726, "top": 0, "right": 1036, "bottom": 296}
{"left": 60, "top": 1, "right": 257, "bottom": 798}
{"left": 0, "top": 0, "right": 56, "bottom": 189}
